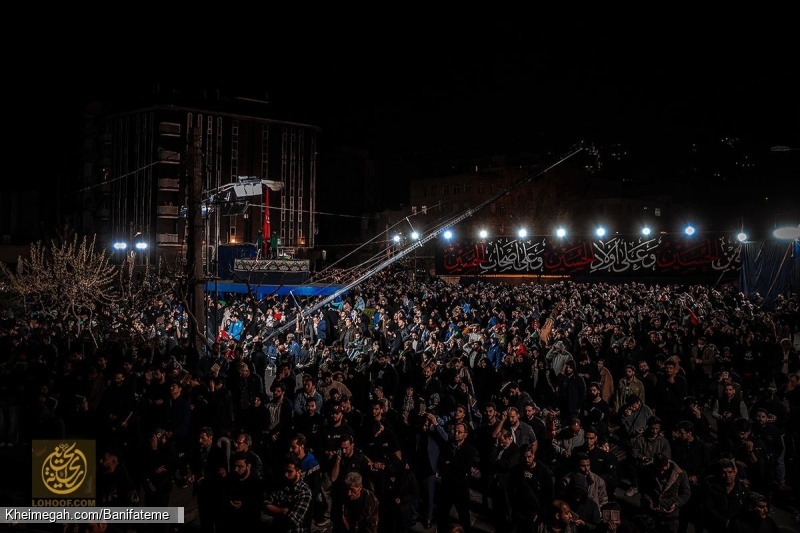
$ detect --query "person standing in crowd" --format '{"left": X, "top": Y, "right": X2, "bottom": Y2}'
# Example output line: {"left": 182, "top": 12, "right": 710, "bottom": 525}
{"left": 671, "top": 420, "right": 713, "bottom": 533}
{"left": 437, "top": 421, "right": 479, "bottom": 532}
{"left": 713, "top": 381, "right": 750, "bottom": 451}
{"left": 509, "top": 442, "right": 555, "bottom": 530}
{"left": 639, "top": 452, "right": 691, "bottom": 533}
{"left": 264, "top": 458, "right": 313, "bottom": 533}
{"left": 225, "top": 452, "right": 264, "bottom": 529}
{"left": 3, "top": 277, "right": 798, "bottom": 532}
{"left": 703, "top": 458, "right": 751, "bottom": 532}
{"left": 615, "top": 365, "right": 645, "bottom": 412}
{"left": 188, "top": 426, "right": 227, "bottom": 533}
{"left": 339, "top": 472, "right": 380, "bottom": 533}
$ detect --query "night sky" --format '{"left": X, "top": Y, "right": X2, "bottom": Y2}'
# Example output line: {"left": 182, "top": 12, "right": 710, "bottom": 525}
{"left": 12, "top": 18, "right": 799, "bottom": 238}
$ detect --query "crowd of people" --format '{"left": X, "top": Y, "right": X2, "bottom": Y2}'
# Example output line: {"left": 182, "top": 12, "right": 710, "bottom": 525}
{"left": 1, "top": 269, "right": 799, "bottom": 533}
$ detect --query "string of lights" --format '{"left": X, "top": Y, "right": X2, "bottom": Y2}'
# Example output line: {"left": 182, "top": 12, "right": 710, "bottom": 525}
{"left": 262, "top": 141, "right": 588, "bottom": 343}
{"left": 309, "top": 211, "right": 427, "bottom": 283}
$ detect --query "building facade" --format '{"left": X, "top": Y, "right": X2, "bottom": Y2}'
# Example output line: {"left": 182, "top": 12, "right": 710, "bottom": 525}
{"left": 82, "top": 101, "right": 320, "bottom": 269}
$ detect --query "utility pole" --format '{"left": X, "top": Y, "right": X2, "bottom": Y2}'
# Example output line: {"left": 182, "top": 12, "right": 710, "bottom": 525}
{"left": 188, "top": 125, "right": 206, "bottom": 352}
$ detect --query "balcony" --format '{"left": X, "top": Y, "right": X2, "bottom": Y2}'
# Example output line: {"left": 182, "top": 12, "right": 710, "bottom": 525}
{"left": 159, "top": 122, "right": 181, "bottom": 137}
{"left": 158, "top": 178, "right": 180, "bottom": 191}
{"left": 157, "top": 205, "right": 180, "bottom": 217}
{"left": 156, "top": 233, "right": 180, "bottom": 245}
{"left": 159, "top": 149, "right": 181, "bottom": 164}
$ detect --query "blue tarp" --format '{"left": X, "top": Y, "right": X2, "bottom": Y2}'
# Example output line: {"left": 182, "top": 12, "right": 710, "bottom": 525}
{"left": 739, "top": 240, "right": 800, "bottom": 310}
{"left": 217, "top": 244, "right": 258, "bottom": 278}
{"left": 205, "top": 280, "right": 346, "bottom": 299}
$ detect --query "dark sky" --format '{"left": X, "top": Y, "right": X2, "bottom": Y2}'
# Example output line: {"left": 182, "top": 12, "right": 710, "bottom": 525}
{"left": 13, "top": 18, "right": 799, "bottom": 203}
{"left": 262, "top": 19, "right": 798, "bottom": 157}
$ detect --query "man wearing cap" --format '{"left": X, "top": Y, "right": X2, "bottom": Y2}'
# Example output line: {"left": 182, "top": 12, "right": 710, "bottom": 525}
{"left": 321, "top": 403, "right": 355, "bottom": 458}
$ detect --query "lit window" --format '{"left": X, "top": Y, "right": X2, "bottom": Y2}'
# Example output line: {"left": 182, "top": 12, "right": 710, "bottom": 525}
{"left": 655, "top": 208, "right": 661, "bottom": 217}
{"left": 443, "top": 185, "right": 450, "bottom": 196}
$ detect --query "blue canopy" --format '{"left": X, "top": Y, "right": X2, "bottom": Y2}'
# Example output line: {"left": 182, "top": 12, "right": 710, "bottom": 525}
{"left": 205, "top": 280, "right": 346, "bottom": 299}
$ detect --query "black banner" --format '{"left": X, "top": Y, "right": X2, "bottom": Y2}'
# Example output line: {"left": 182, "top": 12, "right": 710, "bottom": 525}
{"left": 436, "top": 234, "right": 742, "bottom": 276}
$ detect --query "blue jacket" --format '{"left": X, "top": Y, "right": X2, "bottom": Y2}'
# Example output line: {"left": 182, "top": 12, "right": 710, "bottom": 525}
{"left": 227, "top": 319, "right": 244, "bottom": 341}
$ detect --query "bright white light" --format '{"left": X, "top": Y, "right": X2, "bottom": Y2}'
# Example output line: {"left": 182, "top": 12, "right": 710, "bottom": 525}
{"left": 411, "top": 231, "right": 419, "bottom": 240}
{"left": 556, "top": 227, "right": 567, "bottom": 238}
{"left": 479, "top": 229, "right": 488, "bottom": 239}
{"left": 595, "top": 227, "right": 606, "bottom": 238}
{"left": 773, "top": 225, "right": 800, "bottom": 240}
{"left": 443, "top": 230, "right": 453, "bottom": 240}
{"left": 113, "top": 242, "right": 127, "bottom": 251}
{"left": 518, "top": 228, "right": 528, "bottom": 238}
{"left": 393, "top": 235, "right": 401, "bottom": 243}
{"left": 684, "top": 225, "right": 696, "bottom": 236}
{"left": 737, "top": 232, "right": 748, "bottom": 242}
{"left": 135, "top": 242, "right": 148, "bottom": 250}
{"left": 642, "top": 227, "right": 652, "bottom": 236}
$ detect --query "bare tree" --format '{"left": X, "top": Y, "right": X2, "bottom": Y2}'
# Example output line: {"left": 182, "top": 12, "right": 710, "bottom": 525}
{"left": 0, "top": 230, "right": 117, "bottom": 344}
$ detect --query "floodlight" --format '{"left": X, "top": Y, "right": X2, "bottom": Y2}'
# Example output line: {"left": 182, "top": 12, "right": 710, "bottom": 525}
{"left": 684, "top": 225, "right": 696, "bottom": 236}
{"left": 113, "top": 242, "right": 127, "bottom": 251}
{"left": 479, "top": 229, "right": 488, "bottom": 239}
{"left": 773, "top": 225, "right": 800, "bottom": 240}
{"left": 595, "top": 227, "right": 606, "bottom": 238}
{"left": 443, "top": 230, "right": 453, "bottom": 240}
{"left": 556, "top": 227, "right": 567, "bottom": 238}
{"left": 518, "top": 228, "right": 528, "bottom": 238}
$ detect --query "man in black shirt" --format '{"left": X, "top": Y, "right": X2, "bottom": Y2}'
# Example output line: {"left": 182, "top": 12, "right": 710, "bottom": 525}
{"left": 508, "top": 442, "right": 554, "bottom": 530}
{"left": 436, "top": 421, "right": 479, "bottom": 532}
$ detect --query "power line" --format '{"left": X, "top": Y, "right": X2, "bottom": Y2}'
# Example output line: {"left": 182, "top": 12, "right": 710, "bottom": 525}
{"left": 263, "top": 141, "right": 587, "bottom": 343}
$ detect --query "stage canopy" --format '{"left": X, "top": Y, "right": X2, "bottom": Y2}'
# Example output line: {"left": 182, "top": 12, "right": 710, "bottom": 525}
{"left": 205, "top": 280, "right": 346, "bottom": 299}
